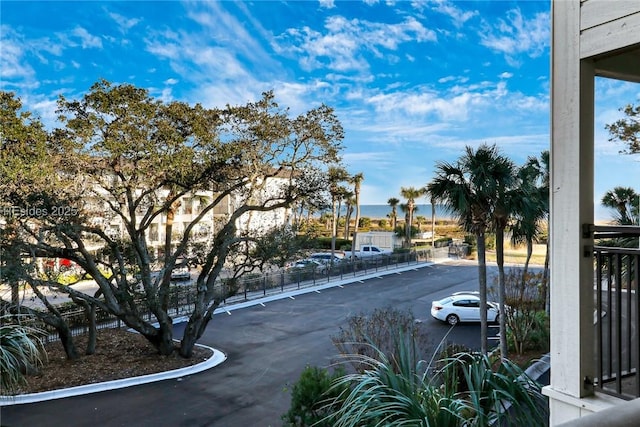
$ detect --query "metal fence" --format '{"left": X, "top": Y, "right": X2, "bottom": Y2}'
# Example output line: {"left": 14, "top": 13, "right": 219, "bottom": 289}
{"left": 29, "top": 247, "right": 447, "bottom": 343}
{"left": 594, "top": 225, "right": 640, "bottom": 399}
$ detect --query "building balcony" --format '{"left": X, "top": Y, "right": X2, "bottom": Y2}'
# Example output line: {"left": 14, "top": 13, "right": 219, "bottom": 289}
{"left": 594, "top": 225, "right": 640, "bottom": 399}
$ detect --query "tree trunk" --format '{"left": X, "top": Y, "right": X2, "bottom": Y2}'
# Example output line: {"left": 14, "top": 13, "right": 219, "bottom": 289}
{"left": 496, "top": 225, "right": 508, "bottom": 360}
{"left": 431, "top": 200, "right": 436, "bottom": 250}
{"left": 543, "top": 238, "right": 550, "bottom": 314}
{"left": 352, "top": 189, "right": 361, "bottom": 262}
{"left": 180, "top": 302, "right": 218, "bottom": 358}
{"left": 83, "top": 302, "right": 97, "bottom": 355}
{"left": 331, "top": 198, "right": 338, "bottom": 258}
{"left": 477, "top": 232, "right": 488, "bottom": 355}
{"left": 58, "top": 322, "right": 79, "bottom": 360}
{"left": 11, "top": 281, "right": 19, "bottom": 310}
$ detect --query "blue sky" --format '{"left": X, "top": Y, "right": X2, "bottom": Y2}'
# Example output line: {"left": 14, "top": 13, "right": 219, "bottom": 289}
{"left": 2, "top": 1, "right": 638, "bottom": 220}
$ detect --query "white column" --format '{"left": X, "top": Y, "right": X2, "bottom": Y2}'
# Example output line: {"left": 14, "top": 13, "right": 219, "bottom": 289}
{"left": 544, "top": 0, "right": 596, "bottom": 424}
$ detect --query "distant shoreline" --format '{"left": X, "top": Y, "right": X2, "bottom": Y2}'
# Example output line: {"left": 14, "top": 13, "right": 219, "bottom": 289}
{"left": 309, "top": 204, "right": 615, "bottom": 223}
{"left": 310, "top": 204, "right": 453, "bottom": 221}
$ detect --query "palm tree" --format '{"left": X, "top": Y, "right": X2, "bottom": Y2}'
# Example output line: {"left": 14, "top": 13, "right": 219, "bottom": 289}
{"left": 427, "top": 144, "right": 515, "bottom": 355}
{"left": 428, "top": 194, "right": 436, "bottom": 248}
{"left": 602, "top": 186, "right": 639, "bottom": 225}
{"left": 400, "top": 186, "right": 425, "bottom": 248}
{"left": 490, "top": 158, "right": 517, "bottom": 360}
{"left": 350, "top": 173, "right": 364, "bottom": 260}
{"left": 328, "top": 166, "right": 350, "bottom": 257}
{"left": 342, "top": 193, "right": 354, "bottom": 239}
{"left": 511, "top": 153, "right": 549, "bottom": 278}
{"left": 387, "top": 197, "right": 400, "bottom": 231}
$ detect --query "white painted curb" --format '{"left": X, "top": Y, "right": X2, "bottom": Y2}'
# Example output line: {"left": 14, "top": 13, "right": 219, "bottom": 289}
{"left": 0, "top": 345, "right": 226, "bottom": 406}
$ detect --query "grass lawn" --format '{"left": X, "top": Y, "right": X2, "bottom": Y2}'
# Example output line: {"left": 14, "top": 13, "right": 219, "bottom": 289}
{"left": 481, "top": 243, "right": 547, "bottom": 267}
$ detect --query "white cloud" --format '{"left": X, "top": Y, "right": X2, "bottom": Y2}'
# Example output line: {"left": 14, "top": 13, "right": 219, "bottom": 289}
{"left": 499, "top": 72, "right": 513, "bottom": 79}
{"left": 429, "top": 0, "right": 479, "bottom": 28}
{"left": 318, "top": 0, "right": 335, "bottom": 9}
{"left": 0, "top": 29, "right": 35, "bottom": 82}
{"left": 276, "top": 15, "right": 436, "bottom": 73}
{"left": 72, "top": 26, "right": 103, "bottom": 49}
{"left": 365, "top": 90, "right": 472, "bottom": 123}
{"left": 108, "top": 12, "right": 140, "bottom": 32}
{"left": 164, "top": 78, "right": 178, "bottom": 85}
{"left": 479, "top": 9, "right": 549, "bottom": 65}
{"left": 185, "top": 1, "right": 277, "bottom": 71}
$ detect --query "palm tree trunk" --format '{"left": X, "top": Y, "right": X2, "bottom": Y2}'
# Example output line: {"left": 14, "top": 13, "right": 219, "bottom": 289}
{"left": 431, "top": 200, "right": 436, "bottom": 250}
{"left": 331, "top": 198, "right": 338, "bottom": 257}
{"left": 477, "top": 231, "right": 488, "bottom": 355}
{"left": 353, "top": 194, "right": 361, "bottom": 262}
{"left": 543, "top": 238, "right": 550, "bottom": 314}
{"left": 496, "top": 226, "right": 508, "bottom": 360}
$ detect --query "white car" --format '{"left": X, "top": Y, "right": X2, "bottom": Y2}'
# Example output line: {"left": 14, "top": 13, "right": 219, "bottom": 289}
{"left": 431, "top": 294, "right": 500, "bottom": 326}
{"left": 309, "top": 252, "right": 344, "bottom": 265}
{"left": 170, "top": 266, "right": 191, "bottom": 280}
{"left": 289, "top": 258, "right": 326, "bottom": 273}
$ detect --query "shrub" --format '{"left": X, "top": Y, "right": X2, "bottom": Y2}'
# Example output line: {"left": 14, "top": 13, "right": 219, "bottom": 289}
{"left": 314, "top": 237, "right": 350, "bottom": 250}
{"left": 434, "top": 237, "right": 453, "bottom": 248}
{"left": 0, "top": 319, "right": 46, "bottom": 395}
{"left": 331, "top": 307, "right": 428, "bottom": 373}
{"left": 327, "top": 331, "right": 547, "bottom": 427}
{"left": 282, "top": 365, "right": 347, "bottom": 427}
{"left": 490, "top": 268, "right": 547, "bottom": 354}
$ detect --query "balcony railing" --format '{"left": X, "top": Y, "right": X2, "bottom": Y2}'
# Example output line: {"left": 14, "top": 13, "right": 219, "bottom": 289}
{"left": 593, "top": 224, "right": 640, "bottom": 399}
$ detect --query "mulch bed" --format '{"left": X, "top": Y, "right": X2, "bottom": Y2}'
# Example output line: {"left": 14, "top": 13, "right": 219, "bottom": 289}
{"left": 7, "top": 329, "right": 213, "bottom": 395}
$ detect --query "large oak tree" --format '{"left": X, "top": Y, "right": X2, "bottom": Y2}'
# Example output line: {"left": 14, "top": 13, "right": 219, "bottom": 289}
{"left": 1, "top": 81, "right": 344, "bottom": 358}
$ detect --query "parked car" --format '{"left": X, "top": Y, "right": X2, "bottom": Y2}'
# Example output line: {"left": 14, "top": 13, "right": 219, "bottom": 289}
{"left": 309, "top": 252, "right": 344, "bottom": 265}
{"left": 430, "top": 293, "right": 500, "bottom": 326}
{"left": 171, "top": 266, "right": 191, "bottom": 280}
{"left": 289, "top": 258, "right": 326, "bottom": 273}
{"left": 343, "top": 245, "right": 392, "bottom": 259}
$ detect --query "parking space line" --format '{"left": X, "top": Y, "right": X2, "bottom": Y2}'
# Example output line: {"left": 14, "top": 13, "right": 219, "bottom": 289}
{"left": 259, "top": 302, "right": 266, "bottom": 307}
{"left": 314, "top": 290, "right": 321, "bottom": 294}
{"left": 289, "top": 296, "right": 295, "bottom": 300}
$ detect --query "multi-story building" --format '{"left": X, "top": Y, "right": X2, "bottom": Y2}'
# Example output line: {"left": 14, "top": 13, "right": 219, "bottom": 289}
{"left": 96, "top": 178, "right": 294, "bottom": 261}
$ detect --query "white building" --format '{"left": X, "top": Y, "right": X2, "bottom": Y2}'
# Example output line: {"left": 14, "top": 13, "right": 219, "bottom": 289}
{"left": 89, "top": 174, "right": 293, "bottom": 260}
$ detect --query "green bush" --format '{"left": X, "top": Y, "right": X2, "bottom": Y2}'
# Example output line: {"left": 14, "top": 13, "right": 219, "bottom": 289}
{"left": 282, "top": 365, "right": 348, "bottom": 427}
{"left": 1, "top": 319, "right": 46, "bottom": 395}
{"left": 313, "top": 237, "right": 351, "bottom": 250}
{"left": 434, "top": 237, "right": 453, "bottom": 248}
{"left": 331, "top": 307, "right": 428, "bottom": 374}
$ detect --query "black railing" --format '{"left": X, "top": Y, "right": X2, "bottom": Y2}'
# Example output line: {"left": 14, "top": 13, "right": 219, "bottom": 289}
{"left": 15, "top": 248, "right": 444, "bottom": 344}
{"left": 594, "top": 224, "right": 640, "bottom": 399}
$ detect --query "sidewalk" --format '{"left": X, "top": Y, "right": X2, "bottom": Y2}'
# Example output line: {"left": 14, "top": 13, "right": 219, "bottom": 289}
{"left": 1, "top": 259, "right": 439, "bottom": 406}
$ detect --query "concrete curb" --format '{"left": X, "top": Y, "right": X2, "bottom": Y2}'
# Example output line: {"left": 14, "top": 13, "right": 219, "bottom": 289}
{"left": 0, "top": 344, "right": 225, "bottom": 406}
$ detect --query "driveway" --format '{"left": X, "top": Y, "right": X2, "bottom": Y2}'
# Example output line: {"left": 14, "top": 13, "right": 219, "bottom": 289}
{"left": 2, "top": 260, "right": 495, "bottom": 427}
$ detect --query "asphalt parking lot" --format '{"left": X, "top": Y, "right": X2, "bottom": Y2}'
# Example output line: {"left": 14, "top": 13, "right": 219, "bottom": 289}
{"left": 2, "top": 260, "right": 499, "bottom": 427}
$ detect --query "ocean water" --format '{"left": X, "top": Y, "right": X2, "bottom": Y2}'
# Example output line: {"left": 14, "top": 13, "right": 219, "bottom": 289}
{"left": 320, "top": 204, "right": 454, "bottom": 220}
{"left": 316, "top": 204, "right": 614, "bottom": 223}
